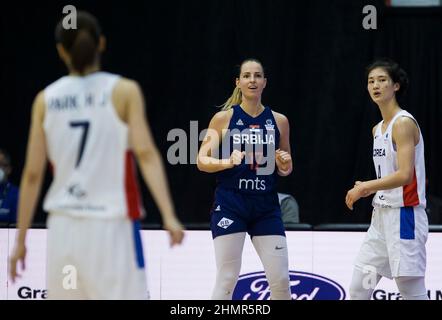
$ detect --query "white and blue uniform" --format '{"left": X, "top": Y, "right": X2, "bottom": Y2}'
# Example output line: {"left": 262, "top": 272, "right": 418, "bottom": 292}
{"left": 355, "top": 110, "right": 428, "bottom": 279}
{"left": 43, "top": 72, "right": 148, "bottom": 299}
{"left": 210, "top": 105, "right": 285, "bottom": 239}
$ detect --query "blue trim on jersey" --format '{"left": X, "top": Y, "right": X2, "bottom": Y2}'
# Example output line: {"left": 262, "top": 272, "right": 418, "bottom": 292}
{"left": 400, "top": 207, "right": 415, "bottom": 240}
{"left": 132, "top": 220, "right": 145, "bottom": 268}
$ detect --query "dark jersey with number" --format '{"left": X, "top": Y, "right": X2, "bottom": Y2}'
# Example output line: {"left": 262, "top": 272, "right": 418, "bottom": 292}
{"left": 216, "top": 105, "right": 280, "bottom": 194}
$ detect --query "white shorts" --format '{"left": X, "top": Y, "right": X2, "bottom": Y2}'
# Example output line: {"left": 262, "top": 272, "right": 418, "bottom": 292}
{"left": 354, "top": 206, "right": 428, "bottom": 279}
{"left": 46, "top": 212, "right": 149, "bottom": 299}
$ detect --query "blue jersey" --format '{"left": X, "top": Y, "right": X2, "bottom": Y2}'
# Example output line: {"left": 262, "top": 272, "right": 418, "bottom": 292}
{"left": 216, "top": 105, "right": 280, "bottom": 194}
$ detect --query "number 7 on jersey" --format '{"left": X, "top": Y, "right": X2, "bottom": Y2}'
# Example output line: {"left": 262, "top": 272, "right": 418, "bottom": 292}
{"left": 70, "top": 121, "right": 90, "bottom": 168}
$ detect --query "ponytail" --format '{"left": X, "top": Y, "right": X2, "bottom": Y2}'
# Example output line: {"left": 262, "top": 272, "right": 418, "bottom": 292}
{"left": 70, "top": 30, "right": 97, "bottom": 74}
{"left": 220, "top": 86, "right": 242, "bottom": 111}
{"left": 55, "top": 11, "right": 101, "bottom": 75}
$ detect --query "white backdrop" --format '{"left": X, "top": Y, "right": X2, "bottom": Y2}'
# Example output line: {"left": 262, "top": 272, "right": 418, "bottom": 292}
{"left": 1, "top": 229, "right": 441, "bottom": 300}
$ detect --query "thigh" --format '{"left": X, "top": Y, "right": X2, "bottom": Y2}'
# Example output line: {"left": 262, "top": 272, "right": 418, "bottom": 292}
{"left": 354, "top": 208, "right": 392, "bottom": 278}
{"left": 77, "top": 218, "right": 148, "bottom": 299}
{"left": 46, "top": 214, "right": 87, "bottom": 299}
{"left": 252, "top": 235, "right": 289, "bottom": 261}
{"left": 386, "top": 206, "right": 428, "bottom": 278}
{"left": 213, "top": 232, "right": 247, "bottom": 267}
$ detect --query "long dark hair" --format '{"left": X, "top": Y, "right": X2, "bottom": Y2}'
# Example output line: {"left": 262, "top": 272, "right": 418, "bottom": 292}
{"left": 55, "top": 11, "right": 101, "bottom": 74}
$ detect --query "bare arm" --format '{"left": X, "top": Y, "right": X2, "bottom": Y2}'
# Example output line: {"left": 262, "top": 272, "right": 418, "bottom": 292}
{"left": 10, "top": 91, "right": 47, "bottom": 281}
{"left": 346, "top": 117, "right": 419, "bottom": 210}
{"left": 197, "top": 110, "right": 244, "bottom": 173}
{"left": 119, "top": 79, "right": 184, "bottom": 245}
{"left": 273, "top": 112, "right": 293, "bottom": 176}
{"left": 361, "top": 117, "right": 417, "bottom": 191}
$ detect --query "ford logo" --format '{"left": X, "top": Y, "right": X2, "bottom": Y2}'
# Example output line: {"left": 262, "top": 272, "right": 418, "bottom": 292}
{"left": 233, "top": 271, "right": 346, "bottom": 300}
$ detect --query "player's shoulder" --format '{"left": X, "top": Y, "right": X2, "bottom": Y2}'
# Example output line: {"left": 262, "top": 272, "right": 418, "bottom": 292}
{"left": 393, "top": 115, "right": 418, "bottom": 132}
{"left": 31, "top": 90, "right": 47, "bottom": 121}
{"left": 271, "top": 110, "right": 289, "bottom": 132}
{"left": 114, "top": 77, "right": 141, "bottom": 94}
{"left": 112, "top": 78, "right": 145, "bottom": 107}
{"left": 33, "top": 90, "right": 46, "bottom": 110}
{"left": 271, "top": 110, "right": 288, "bottom": 123}
{"left": 211, "top": 109, "right": 234, "bottom": 123}
{"left": 35, "top": 90, "right": 46, "bottom": 102}
{"left": 372, "top": 124, "right": 378, "bottom": 136}
{"left": 205, "top": 109, "right": 233, "bottom": 131}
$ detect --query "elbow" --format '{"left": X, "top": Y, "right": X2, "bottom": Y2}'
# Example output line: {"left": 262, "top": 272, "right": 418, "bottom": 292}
{"left": 196, "top": 156, "right": 203, "bottom": 171}
{"left": 133, "top": 146, "right": 158, "bottom": 164}
{"left": 196, "top": 155, "right": 216, "bottom": 173}
{"left": 404, "top": 175, "right": 414, "bottom": 186}
{"left": 400, "top": 171, "right": 414, "bottom": 185}
{"left": 23, "top": 168, "right": 43, "bottom": 185}
{"left": 196, "top": 157, "right": 208, "bottom": 172}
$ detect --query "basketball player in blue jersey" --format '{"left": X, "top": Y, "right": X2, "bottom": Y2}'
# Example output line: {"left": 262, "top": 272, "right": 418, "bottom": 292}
{"left": 9, "top": 11, "right": 184, "bottom": 299}
{"left": 198, "top": 59, "right": 293, "bottom": 300}
{"left": 346, "top": 60, "right": 428, "bottom": 300}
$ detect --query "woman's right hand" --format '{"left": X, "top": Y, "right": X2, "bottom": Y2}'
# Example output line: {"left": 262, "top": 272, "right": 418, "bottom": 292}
{"left": 9, "top": 242, "right": 27, "bottom": 283}
{"left": 229, "top": 150, "right": 246, "bottom": 167}
{"left": 163, "top": 217, "right": 185, "bottom": 247}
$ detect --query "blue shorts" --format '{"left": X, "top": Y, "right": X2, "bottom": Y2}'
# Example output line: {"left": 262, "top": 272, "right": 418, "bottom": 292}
{"left": 210, "top": 187, "right": 286, "bottom": 239}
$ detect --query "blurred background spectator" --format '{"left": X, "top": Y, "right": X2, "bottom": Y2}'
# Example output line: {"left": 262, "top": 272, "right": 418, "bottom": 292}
{"left": 0, "top": 149, "right": 19, "bottom": 224}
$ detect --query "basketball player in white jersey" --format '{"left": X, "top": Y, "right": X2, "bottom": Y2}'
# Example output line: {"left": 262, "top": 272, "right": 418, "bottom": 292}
{"left": 345, "top": 59, "right": 428, "bottom": 300}
{"left": 9, "top": 11, "right": 184, "bottom": 299}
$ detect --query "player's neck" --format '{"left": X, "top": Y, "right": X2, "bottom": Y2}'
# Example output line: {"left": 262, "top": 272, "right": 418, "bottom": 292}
{"left": 378, "top": 98, "right": 401, "bottom": 124}
{"left": 240, "top": 99, "right": 264, "bottom": 117}
{"left": 69, "top": 64, "right": 101, "bottom": 77}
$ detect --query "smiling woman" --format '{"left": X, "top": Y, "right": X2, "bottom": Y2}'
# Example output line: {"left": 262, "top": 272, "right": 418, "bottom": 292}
{"left": 220, "top": 59, "right": 267, "bottom": 112}
{"left": 197, "top": 58, "right": 294, "bottom": 300}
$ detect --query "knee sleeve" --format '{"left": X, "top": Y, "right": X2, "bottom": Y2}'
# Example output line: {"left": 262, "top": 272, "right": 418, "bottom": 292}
{"left": 252, "top": 235, "right": 291, "bottom": 300}
{"left": 349, "top": 267, "right": 381, "bottom": 300}
{"left": 211, "top": 233, "right": 246, "bottom": 300}
{"left": 395, "top": 277, "right": 428, "bottom": 300}
{"left": 211, "top": 259, "right": 242, "bottom": 300}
